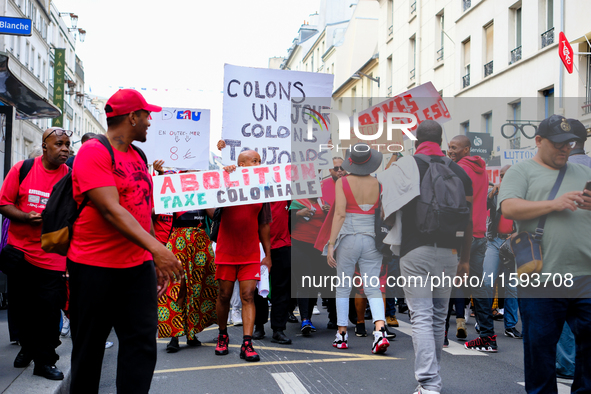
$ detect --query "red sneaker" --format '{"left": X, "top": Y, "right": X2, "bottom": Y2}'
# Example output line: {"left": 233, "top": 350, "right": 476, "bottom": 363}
{"left": 240, "top": 340, "right": 260, "bottom": 362}
{"left": 215, "top": 334, "right": 229, "bottom": 355}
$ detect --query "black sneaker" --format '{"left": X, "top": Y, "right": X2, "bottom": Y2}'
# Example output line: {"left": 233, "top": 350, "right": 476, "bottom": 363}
{"left": 166, "top": 337, "right": 180, "bottom": 353}
{"left": 383, "top": 325, "right": 397, "bottom": 339}
{"left": 504, "top": 327, "right": 522, "bottom": 339}
{"left": 355, "top": 322, "right": 367, "bottom": 337}
{"left": 443, "top": 336, "right": 449, "bottom": 348}
{"left": 287, "top": 311, "right": 298, "bottom": 323}
{"left": 464, "top": 335, "right": 498, "bottom": 352}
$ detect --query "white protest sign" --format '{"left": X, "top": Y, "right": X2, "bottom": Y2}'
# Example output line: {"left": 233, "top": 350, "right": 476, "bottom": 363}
{"left": 501, "top": 149, "right": 538, "bottom": 167}
{"left": 221, "top": 64, "right": 334, "bottom": 168}
{"left": 139, "top": 107, "right": 210, "bottom": 170}
{"left": 152, "top": 163, "right": 322, "bottom": 214}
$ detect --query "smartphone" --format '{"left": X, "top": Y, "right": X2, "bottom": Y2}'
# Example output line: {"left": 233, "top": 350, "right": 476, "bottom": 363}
{"left": 584, "top": 181, "right": 591, "bottom": 196}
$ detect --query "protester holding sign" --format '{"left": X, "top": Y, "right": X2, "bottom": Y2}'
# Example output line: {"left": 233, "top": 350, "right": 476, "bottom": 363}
{"left": 214, "top": 150, "right": 272, "bottom": 363}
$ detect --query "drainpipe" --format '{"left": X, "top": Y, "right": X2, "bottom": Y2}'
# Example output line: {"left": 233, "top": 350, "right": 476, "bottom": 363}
{"left": 416, "top": 0, "right": 421, "bottom": 85}
{"left": 558, "top": 0, "right": 564, "bottom": 114}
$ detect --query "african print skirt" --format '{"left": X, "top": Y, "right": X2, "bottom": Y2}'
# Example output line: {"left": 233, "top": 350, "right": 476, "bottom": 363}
{"left": 157, "top": 226, "right": 218, "bottom": 339}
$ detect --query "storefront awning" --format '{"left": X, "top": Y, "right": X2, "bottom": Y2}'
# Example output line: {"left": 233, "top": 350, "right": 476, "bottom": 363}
{"left": 0, "top": 52, "right": 61, "bottom": 120}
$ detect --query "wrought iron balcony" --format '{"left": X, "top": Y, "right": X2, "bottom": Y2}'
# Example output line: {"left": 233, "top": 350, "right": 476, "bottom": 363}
{"left": 510, "top": 46, "right": 522, "bottom": 64}
{"left": 387, "top": 86, "right": 392, "bottom": 97}
{"left": 541, "top": 27, "right": 554, "bottom": 48}
{"left": 484, "top": 61, "right": 493, "bottom": 77}
{"left": 410, "top": 68, "right": 415, "bottom": 81}
{"left": 462, "top": 0, "right": 471, "bottom": 12}
{"left": 437, "top": 47, "right": 444, "bottom": 62}
{"left": 462, "top": 73, "right": 470, "bottom": 88}
{"left": 410, "top": 1, "right": 416, "bottom": 15}
{"left": 388, "top": 25, "right": 393, "bottom": 36}
{"left": 583, "top": 100, "right": 591, "bottom": 116}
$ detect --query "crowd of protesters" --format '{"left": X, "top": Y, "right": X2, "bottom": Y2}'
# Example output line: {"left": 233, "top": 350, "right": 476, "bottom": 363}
{"left": 0, "top": 89, "right": 590, "bottom": 394}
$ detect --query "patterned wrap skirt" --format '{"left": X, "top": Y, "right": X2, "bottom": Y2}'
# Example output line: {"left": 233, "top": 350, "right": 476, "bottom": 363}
{"left": 157, "top": 226, "right": 218, "bottom": 339}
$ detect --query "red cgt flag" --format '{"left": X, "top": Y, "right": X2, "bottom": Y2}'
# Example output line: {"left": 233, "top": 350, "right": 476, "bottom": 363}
{"left": 558, "top": 31, "right": 574, "bottom": 74}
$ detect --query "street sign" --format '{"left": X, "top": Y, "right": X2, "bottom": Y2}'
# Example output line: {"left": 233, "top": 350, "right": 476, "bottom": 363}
{"left": 0, "top": 16, "right": 32, "bottom": 36}
{"left": 467, "top": 132, "right": 494, "bottom": 160}
{"left": 558, "top": 31, "right": 574, "bottom": 74}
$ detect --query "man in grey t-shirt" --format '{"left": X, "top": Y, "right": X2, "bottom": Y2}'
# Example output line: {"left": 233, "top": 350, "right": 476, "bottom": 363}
{"left": 568, "top": 118, "right": 591, "bottom": 167}
{"left": 499, "top": 114, "right": 591, "bottom": 393}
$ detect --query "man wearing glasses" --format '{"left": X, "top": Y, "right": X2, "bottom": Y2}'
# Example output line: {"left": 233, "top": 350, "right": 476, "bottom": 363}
{"left": 499, "top": 114, "right": 591, "bottom": 393}
{"left": 0, "top": 127, "right": 72, "bottom": 380}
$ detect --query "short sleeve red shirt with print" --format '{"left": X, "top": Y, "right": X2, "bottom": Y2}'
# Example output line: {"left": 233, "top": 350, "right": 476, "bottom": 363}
{"left": 0, "top": 157, "right": 69, "bottom": 271}
{"left": 68, "top": 139, "right": 153, "bottom": 268}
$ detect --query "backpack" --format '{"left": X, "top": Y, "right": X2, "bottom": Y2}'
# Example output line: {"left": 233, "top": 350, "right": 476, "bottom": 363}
{"left": 41, "top": 135, "right": 148, "bottom": 255}
{"left": 414, "top": 154, "right": 470, "bottom": 239}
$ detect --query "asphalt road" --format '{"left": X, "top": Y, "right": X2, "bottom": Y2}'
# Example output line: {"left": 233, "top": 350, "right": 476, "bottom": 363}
{"left": 97, "top": 304, "right": 573, "bottom": 394}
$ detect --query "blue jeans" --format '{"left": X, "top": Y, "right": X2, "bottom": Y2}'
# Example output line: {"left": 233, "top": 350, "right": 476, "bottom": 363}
{"left": 482, "top": 236, "right": 518, "bottom": 329}
{"left": 518, "top": 277, "right": 591, "bottom": 394}
{"left": 556, "top": 322, "right": 575, "bottom": 378}
{"left": 467, "top": 237, "right": 492, "bottom": 337}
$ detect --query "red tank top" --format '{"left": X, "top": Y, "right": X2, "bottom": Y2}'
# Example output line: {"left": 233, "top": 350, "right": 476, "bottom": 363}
{"left": 215, "top": 204, "right": 262, "bottom": 265}
{"left": 342, "top": 176, "right": 380, "bottom": 215}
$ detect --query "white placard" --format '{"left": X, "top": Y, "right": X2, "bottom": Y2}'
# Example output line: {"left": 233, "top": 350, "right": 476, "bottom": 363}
{"left": 152, "top": 163, "right": 322, "bottom": 214}
{"left": 221, "top": 64, "right": 334, "bottom": 168}
{"left": 139, "top": 107, "right": 210, "bottom": 170}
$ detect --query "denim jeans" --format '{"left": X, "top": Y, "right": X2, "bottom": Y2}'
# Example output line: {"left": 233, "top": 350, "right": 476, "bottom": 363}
{"left": 401, "top": 245, "right": 458, "bottom": 393}
{"left": 518, "top": 276, "right": 591, "bottom": 394}
{"left": 482, "top": 236, "right": 518, "bottom": 329}
{"left": 556, "top": 322, "right": 575, "bottom": 378}
{"left": 467, "top": 237, "right": 493, "bottom": 337}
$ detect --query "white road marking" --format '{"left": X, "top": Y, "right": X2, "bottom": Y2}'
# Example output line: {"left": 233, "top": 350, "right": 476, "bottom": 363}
{"left": 272, "top": 372, "right": 310, "bottom": 394}
{"left": 394, "top": 321, "right": 487, "bottom": 356}
{"left": 517, "top": 381, "right": 571, "bottom": 394}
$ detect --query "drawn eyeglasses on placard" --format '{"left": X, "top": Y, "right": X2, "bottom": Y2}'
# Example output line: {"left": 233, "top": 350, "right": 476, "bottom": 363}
{"left": 501, "top": 121, "right": 537, "bottom": 140}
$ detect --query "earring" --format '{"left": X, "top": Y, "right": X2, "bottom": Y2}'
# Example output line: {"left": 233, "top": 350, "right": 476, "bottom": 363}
{"left": 132, "top": 123, "right": 136, "bottom": 127}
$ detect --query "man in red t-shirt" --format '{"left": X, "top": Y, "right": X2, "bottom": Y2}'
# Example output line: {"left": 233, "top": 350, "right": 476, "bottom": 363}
{"left": 67, "top": 89, "right": 182, "bottom": 393}
{"left": 0, "top": 127, "right": 71, "bottom": 380}
{"left": 215, "top": 150, "right": 272, "bottom": 362}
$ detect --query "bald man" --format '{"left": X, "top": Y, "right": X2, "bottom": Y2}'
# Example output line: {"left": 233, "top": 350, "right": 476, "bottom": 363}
{"left": 447, "top": 135, "right": 496, "bottom": 352}
{"left": 0, "top": 127, "right": 72, "bottom": 380}
{"left": 214, "top": 149, "right": 272, "bottom": 362}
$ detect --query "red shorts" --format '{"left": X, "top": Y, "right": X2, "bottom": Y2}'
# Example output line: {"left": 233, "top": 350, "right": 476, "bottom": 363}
{"left": 215, "top": 263, "right": 261, "bottom": 282}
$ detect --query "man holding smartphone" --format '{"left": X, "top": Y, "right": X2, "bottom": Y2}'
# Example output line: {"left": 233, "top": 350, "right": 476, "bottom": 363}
{"left": 499, "top": 115, "right": 591, "bottom": 393}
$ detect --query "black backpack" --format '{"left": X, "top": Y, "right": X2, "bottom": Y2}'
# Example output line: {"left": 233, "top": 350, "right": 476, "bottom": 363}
{"left": 41, "top": 135, "right": 147, "bottom": 255}
{"left": 414, "top": 154, "right": 470, "bottom": 239}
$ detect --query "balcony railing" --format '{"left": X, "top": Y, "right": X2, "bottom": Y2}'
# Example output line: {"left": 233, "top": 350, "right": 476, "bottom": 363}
{"left": 388, "top": 25, "right": 393, "bottom": 36}
{"left": 65, "top": 101, "right": 74, "bottom": 119}
{"left": 510, "top": 46, "right": 522, "bottom": 64}
{"left": 462, "top": 0, "right": 471, "bottom": 12}
{"left": 583, "top": 100, "right": 591, "bottom": 116}
{"left": 437, "top": 47, "right": 444, "bottom": 61}
{"left": 410, "top": 1, "right": 416, "bottom": 15}
{"left": 387, "top": 86, "right": 392, "bottom": 97}
{"left": 410, "top": 68, "right": 415, "bottom": 81}
{"left": 462, "top": 73, "right": 470, "bottom": 88}
{"left": 541, "top": 27, "right": 554, "bottom": 49}
{"left": 484, "top": 60, "right": 493, "bottom": 77}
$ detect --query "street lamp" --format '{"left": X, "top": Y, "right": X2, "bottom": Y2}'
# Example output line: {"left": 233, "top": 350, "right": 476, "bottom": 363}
{"left": 59, "top": 13, "right": 78, "bottom": 29}
{"left": 352, "top": 72, "right": 380, "bottom": 87}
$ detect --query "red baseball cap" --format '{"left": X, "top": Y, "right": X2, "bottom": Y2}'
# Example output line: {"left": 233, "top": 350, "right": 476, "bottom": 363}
{"left": 104, "top": 89, "right": 162, "bottom": 118}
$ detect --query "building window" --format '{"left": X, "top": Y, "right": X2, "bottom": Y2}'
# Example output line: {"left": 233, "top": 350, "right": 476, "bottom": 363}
{"left": 509, "top": 102, "right": 521, "bottom": 148}
{"left": 409, "top": 35, "right": 416, "bottom": 81}
{"left": 462, "top": 0, "right": 471, "bottom": 12}
{"left": 387, "top": 0, "right": 394, "bottom": 36}
{"left": 484, "top": 23, "right": 494, "bottom": 77}
{"left": 510, "top": 7, "right": 522, "bottom": 64}
{"left": 387, "top": 55, "right": 393, "bottom": 96}
{"left": 461, "top": 121, "right": 470, "bottom": 135}
{"left": 31, "top": 46, "right": 35, "bottom": 72}
{"left": 462, "top": 38, "right": 470, "bottom": 88}
{"left": 541, "top": 0, "right": 554, "bottom": 48}
{"left": 543, "top": 88, "right": 554, "bottom": 117}
{"left": 410, "top": 0, "right": 417, "bottom": 15}
{"left": 437, "top": 11, "right": 445, "bottom": 61}
{"left": 585, "top": 53, "right": 591, "bottom": 115}
{"left": 311, "top": 53, "right": 314, "bottom": 74}
{"left": 483, "top": 112, "right": 492, "bottom": 134}
{"left": 37, "top": 55, "right": 41, "bottom": 78}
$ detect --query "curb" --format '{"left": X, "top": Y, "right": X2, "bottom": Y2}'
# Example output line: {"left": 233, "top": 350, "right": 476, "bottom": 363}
{"left": 3, "top": 337, "right": 71, "bottom": 394}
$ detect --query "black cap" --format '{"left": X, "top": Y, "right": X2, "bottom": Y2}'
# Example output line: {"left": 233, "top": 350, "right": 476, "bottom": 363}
{"left": 567, "top": 118, "right": 587, "bottom": 142}
{"left": 535, "top": 114, "right": 579, "bottom": 143}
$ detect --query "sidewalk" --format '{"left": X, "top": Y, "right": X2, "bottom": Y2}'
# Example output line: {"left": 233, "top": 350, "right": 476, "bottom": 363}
{"left": 0, "top": 309, "right": 71, "bottom": 394}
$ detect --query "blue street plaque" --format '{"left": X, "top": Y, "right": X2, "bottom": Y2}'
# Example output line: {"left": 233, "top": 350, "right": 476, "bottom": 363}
{"left": 0, "top": 16, "right": 32, "bottom": 36}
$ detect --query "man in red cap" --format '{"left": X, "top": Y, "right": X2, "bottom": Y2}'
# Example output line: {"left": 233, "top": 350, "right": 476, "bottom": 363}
{"left": 67, "top": 89, "right": 182, "bottom": 393}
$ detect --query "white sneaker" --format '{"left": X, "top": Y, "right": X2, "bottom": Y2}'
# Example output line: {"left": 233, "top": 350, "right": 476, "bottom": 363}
{"left": 105, "top": 341, "right": 114, "bottom": 349}
{"left": 312, "top": 306, "right": 320, "bottom": 315}
{"left": 232, "top": 309, "right": 243, "bottom": 326}
{"left": 413, "top": 385, "right": 440, "bottom": 394}
{"left": 60, "top": 313, "right": 70, "bottom": 336}
{"left": 371, "top": 328, "right": 390, "bottom": 354}
{"left": 332, "top": 331, "right": 348, "bottom": 349}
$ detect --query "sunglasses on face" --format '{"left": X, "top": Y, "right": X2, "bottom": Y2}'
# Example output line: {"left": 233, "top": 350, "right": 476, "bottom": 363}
{"left": 333, "top": 166, "right": 345, "bottom": 172}
{"left": 43, "top": 129, "right": 73, "bottom": 143}
{"left": 551, "top": 140, "right": 576, "bottom": 150}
